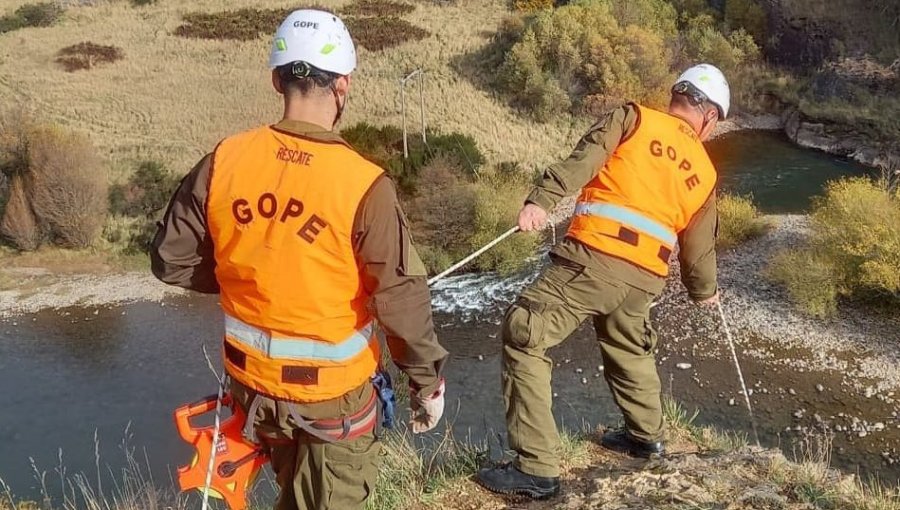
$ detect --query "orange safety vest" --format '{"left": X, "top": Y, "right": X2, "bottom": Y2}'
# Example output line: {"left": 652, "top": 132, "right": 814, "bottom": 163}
{"left": 567, "top": 104, "right": 717, "bottom": 277}
{"left": 207, "top": 125, "right": 384, "bottom": 403}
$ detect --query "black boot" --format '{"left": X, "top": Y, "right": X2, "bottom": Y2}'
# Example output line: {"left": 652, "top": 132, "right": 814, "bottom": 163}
{"left": 601, "top": 429, "right": 665, "bottom": 458}
{"left": 475, "top": 462, "right": 560, "bottom": 500}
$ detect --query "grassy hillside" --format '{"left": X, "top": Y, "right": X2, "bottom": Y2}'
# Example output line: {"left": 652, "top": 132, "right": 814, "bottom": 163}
{"left": 0, "top": 0, "right": 584, "bottom": 179}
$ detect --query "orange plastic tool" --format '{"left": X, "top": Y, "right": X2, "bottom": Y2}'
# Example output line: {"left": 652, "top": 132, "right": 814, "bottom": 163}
{"left": 174, "top": 393, "right": 269, "bottom": 510}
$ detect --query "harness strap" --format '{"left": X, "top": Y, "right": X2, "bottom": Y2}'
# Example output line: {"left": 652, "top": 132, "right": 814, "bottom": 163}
{"left": 242, "top": 395, "right": 266, "bottom": 443}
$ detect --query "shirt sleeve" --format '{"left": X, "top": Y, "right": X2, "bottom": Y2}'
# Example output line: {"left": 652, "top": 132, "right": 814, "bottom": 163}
{"left": 353, "top": 176, "right": 449, "bottom": 398}
{"left": 678, "top": 191, "right": 718, "bottom": 301}
{"left": 526, "top": 104, "right": 640, "bottom": 212}
{"left": 150, "top": 154, "right": 220, "bottom": 294}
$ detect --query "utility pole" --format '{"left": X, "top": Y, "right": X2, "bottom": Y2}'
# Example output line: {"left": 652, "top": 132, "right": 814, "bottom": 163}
{"left": 399, "top": 69, "right": 427, "bottom": 159}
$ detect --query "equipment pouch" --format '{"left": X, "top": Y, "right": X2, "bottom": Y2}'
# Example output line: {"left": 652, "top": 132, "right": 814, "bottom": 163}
{"left": 372, "top": 371, "right": 397, "bottom": 430}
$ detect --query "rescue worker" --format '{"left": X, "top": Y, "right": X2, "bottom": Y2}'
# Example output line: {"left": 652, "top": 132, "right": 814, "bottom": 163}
{"left": 476, "top": 64, "right": 730, "bottom": 500}
{"left": 150, "top": 10, "right": 448, "bottom": 510}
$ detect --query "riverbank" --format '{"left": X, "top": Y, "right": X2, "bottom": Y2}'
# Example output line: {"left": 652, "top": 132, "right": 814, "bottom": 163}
{"left": 0, "top": 267, "right": 181, "bottom": 318}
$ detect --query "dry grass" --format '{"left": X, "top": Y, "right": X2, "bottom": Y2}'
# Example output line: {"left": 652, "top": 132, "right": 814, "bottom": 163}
{"left": 0, "top": 0, "right": 583, "bottom": 182}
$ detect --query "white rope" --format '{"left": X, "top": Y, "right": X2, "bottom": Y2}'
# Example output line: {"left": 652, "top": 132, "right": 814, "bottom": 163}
{"left": 201, "top": 345, "right": 227, "bottom": 510}
{"left": 427, "top": 227, "right": 520, "bottom": 286}
{"left": 717, "top": 300, "right": 761, "bottom": 448}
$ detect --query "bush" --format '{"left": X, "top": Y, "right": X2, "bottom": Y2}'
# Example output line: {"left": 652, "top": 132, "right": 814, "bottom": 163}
{"left": 342, "top": 123, "right": 486, "bottom": 196}
{"left": 175, "top": 8, "right": 298, "bottom": 40}
{"left": 467, "top": 164, "right": 540, "bottom": 273}
{"left": 0, "top": 2, "right": 63, "bottom": 34}
{"left": 512, "top": 0, "right": 554, "bottom": 12}
{"left": 768, "top": 178, "right": 900, "bottom": 316}
{"left": 404, "top": 156, "right": 478, "bottom": 273}
{"left": 345, "top": 16, "right": 430, "bottom": 51}
{"left": 496, "top": 1, "right": 677, "bottom": 121}
{"left": 27, "top": 126, "right": 108, "bottom": 249}
{"left": 0, "top": 175, "right": 41, "bottom": 251}
{"left": 341, "top": 0, "right": 415, "bottom": 17}
{"left": 131, "top": 0, "right": 156, "bottom": 5}
{"left": 109, "top": 161, "right": 180, "bottom": 218}
{"left": 55, "top": 42, "right": 124, "bottom": 72}
{"left": 768, "top": 249, "right": 839, "bottom": 318}
{"left": 680, "top": 14, "right": 760, "bottom": 75}
{"left": 341, "top": 123, "right": 404, "bottom": 168}
{"left": 716, "top": 193, "right": 769, "bottom": 249}
{"left": 107, "top": 160, "right": 181, "bottom": 254}
{"left": 723, "top": 0, "right": 768, "bottom": 45}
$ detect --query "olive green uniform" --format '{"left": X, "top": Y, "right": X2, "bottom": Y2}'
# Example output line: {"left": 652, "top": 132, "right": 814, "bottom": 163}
{"left": 151, "top": 121, "right": 448, "bottom": 510}
{"left": 505, "top": 104, "right": 718, "bottom": 478}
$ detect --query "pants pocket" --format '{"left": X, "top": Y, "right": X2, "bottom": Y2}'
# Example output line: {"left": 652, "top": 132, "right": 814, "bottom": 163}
{"left": 503, "top": 301, "right": 546, "bottom": 350}
{"left": 617, "top": 287, "right": 657, "bottom": 355}
{"left": 323, "top": 435, "right": 380, "bottom": 509}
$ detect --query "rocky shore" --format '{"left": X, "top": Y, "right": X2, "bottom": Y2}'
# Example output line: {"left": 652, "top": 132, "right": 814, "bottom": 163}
{"left": 0, "top": 268, "right": 183, "bottom": 318}
{"left": 658, "top": 215, "right": 900, "bottom": 395}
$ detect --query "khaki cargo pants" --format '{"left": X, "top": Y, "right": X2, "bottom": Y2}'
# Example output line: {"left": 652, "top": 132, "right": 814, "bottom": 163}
{"left": 232, "top": 381, "right": 381, "bottom": 510}
{"left": 503, "top": 255, "right": 663, "bottom": 478}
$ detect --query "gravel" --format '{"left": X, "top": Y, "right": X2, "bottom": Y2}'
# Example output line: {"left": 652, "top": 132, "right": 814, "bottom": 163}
{"left": 0, "top": 270, "right": 184, "bottom": 318}
{"left": 659, "top": 215, "right": 900, "bottom": 395}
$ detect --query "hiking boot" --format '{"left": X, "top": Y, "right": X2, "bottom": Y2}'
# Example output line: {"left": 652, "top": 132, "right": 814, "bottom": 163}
{"left": 601, "top": 429, "right": 665, "bottom": 458}
{"left": 475, "top": 462, "right": 560, "bottom": 500}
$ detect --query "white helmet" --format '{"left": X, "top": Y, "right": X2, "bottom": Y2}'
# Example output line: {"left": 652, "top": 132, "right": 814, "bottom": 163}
{"left": 269, "top": 10, "right": 356, "bottom": 76}
{"left": 673, "top": 64, "right": 731, "bottom": 119}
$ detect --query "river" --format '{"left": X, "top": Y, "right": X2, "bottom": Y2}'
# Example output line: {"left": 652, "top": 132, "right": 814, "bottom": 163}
{"left": 1, "top": 130, "right": 890, "bottom": 503}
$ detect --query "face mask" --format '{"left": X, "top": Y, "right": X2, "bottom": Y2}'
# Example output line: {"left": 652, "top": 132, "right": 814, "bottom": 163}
{"left": 330, "top": 84, "right": 349, "bottom": 128}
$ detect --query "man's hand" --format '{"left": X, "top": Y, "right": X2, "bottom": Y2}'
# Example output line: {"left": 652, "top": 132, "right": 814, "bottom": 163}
{"left": 518, "top": 203, "right": 549, "bottom": 232}
{"left": 410, "top": 379, "right": 445, "bottom": 434}
{"left": 694, "top": 291, "right": 719, "bottom": 307}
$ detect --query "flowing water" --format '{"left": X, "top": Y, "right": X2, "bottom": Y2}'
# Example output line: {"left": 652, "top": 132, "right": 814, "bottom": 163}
{"left": 0, "top": 131, "right": 890, "bottom": 501}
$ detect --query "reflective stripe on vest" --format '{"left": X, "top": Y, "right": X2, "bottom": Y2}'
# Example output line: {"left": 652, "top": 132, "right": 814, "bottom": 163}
{"left": 225, "top": 314, "right": 375, "bottom": 363}
{"left": 574, "top": 203, "right": 677, "bottom": 246}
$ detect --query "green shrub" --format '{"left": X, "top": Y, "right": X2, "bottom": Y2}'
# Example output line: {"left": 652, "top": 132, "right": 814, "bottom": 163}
{"left": 345, "top": 16, "right": 430, "bottom": 51}
{"left": 107, "top": 160, "right": 181, "bottom": 254}
{"left": 0, "top": 2, "right": 63, "bottom": 34}
{"left": 681, "top": 14, "right": 760, "bottom": 75}
{"left": 512, "top": 0, "right": 555, "bottom": 12}
{"left": 810, "top": 178, "right": 900, "bottom": 297}
{"left": 466, "top": 164, "right": 540, "bottom": 274}
{"left": 768, "top": 178, "right": 900, "bottom": 316}
{"left": 109, "top": 161, "right": 180, "bottom": 218}
{"left": 768, "top": 249, "right": 838, "bottom": 318}
{"left": 131, "top": 0, "right": 157, "bottom": 5}
{"left": 496, "top": 1, "right": 677, "bottom": 121}
{"left": 716, "top": 193, "right": 769, "bottom": 249}
{"left": 55, "top": 42, "right": 124, "bottom": 72}
{"left": 669, "top": 0, "right": 717, "bottom": 26}
{"left": 341, "top": 0, "right": 415, "bottom": 17}
{"left": 341, "top": 123, "right": 404, "bottom": 168}
{"left": 342, "top": 123, "right": 486, "bottom": 196}
{"left": 723, "top": 0, "right": 768, "bottom": 45}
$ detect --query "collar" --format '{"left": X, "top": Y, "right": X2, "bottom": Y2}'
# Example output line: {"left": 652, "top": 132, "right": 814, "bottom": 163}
{"left": 271, "top": 120, "right": 350, "bottom": 145}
